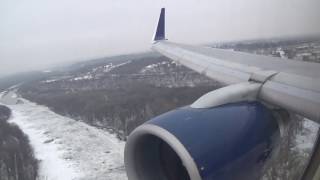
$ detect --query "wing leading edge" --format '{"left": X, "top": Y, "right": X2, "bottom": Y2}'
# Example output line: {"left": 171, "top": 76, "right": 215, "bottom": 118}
{"left": 151, "top": 8, "right": 320, "bottom": 122}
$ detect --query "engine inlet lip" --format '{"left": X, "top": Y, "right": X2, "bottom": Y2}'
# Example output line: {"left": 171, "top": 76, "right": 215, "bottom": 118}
{"left": 125, "top": 123, "right": 202, "bottom": 180}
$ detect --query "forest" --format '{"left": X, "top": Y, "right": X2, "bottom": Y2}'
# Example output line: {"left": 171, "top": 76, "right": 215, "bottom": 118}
{"left": 0, "top": 105, "right": 38, "bottom": 180}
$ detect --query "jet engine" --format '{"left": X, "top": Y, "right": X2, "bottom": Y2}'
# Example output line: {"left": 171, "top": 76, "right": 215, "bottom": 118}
{"left": 125, "top": 101, "right": 280, "bottom": 180}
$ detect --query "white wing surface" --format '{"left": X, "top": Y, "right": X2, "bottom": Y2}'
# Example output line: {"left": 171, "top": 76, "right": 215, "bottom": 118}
{"left": 152, "top": 8, "right": 320, "bottom": 122}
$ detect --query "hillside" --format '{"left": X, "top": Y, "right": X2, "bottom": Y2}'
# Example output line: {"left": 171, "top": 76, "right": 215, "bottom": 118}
{"left": 18, "top": 53, "right": 220, "bottom": 139}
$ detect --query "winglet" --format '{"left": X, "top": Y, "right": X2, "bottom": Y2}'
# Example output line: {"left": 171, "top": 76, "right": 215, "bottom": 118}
{"left": 153, "top": 8, "right": 166, "bottom": 41}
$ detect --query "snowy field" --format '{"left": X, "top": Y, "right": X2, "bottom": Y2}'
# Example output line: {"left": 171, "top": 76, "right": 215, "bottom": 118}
{"left": 0, "top": 91, "right": 127, "bottom": 180}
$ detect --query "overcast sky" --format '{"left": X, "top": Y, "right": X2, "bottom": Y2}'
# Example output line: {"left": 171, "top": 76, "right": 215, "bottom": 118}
{"left": 1, "top": 0, "right": 320, "bottom": 76}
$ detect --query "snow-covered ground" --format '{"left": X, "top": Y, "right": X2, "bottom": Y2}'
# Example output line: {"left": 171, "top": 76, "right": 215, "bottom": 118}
{"left": 140, "top": 60, "right": 180, "bottom": 74}
{"left": 293, "top": 118, "right": 319, "bottom": 154}
{"left": 1, "top": 89, "right": 319, "bottom": 180}
{"left": 103, "top": 61, "right": 131, "bottom": 73}
{"left": 0, "top": 92, "right": 127, "bottom": 180}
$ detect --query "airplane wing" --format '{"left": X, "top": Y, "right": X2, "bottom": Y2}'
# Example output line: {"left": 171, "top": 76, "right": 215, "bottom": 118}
{"left": 125, "top": 8, "right": 320, "bottom": 180}
{"left": 152, "top": 8, "right": 320, "bottom": 122}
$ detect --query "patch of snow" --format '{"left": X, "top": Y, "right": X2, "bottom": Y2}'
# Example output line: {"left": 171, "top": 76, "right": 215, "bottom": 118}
{"left": 104, "top": 64, "right": 113, "bottom": 72}
{"left": 7, "top": 84, "right": 21, "bottom": 90}
{"left": 296, "top": 44, "right": 310, "bottom": 49}
{"left": 9, "top": 111, "right": 81, "bottom": 180}
{"left": 140, "top": 61, "right": 175, "bottom": 73}
{"left": 1, "top": 93, "right": 127, "bottom": 180}
{"left": 0, "top": 91, "right": 4, "bottom": 99}
{"left": 92, "top": 67, "right": 100, "bottom": 72}
{"left": 0, "top": 91, "right": 20, "bottom": 105}
{"left": 103, "top": 61, "right": 131, "bottom": 73}
{"left": 144, "top": 64, "right": 158, "bottom": 69}
{"left": 73, "top": 74, "right": 93, "bottom": 81}
{"left": 69, "top": 71, "right": 96, "bottom": 81}
{"left": 171, "top": 61, "right": 181, "bottom": 66}
{"left": 42, "top": 79, "right": 58, "bottom": 83}
{"left": 276, "top": 48, "right": 286, "bottom": 58}
{"left": 294, "top": 119, "right": 319, "bottom": 153}
{"left": 297, "top": 52, "right": 312, "bottom": 57}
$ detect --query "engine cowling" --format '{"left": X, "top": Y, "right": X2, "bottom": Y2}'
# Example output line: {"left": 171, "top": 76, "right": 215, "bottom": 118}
{"left": 124, "top": 101, "right": 280, "bottom": 180}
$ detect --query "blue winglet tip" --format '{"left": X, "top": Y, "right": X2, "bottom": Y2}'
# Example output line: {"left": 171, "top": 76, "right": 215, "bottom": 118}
{"left": 153, "top": 8, "right": 166, "bottom": 41}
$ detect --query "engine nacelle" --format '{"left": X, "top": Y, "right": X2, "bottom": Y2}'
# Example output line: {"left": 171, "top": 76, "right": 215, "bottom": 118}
{"left": 125, "top": 101, "right": 280, "bottom": 180}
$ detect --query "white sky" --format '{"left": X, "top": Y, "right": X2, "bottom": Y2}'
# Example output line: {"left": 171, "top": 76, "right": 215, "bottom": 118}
{"left": 1, "top": 0, "right": 320, "bottom": 76}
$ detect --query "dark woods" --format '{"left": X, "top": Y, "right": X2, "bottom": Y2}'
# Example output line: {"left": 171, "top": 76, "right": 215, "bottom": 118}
{"left": 0, "top": 105, "right": 38, "bottom": 180}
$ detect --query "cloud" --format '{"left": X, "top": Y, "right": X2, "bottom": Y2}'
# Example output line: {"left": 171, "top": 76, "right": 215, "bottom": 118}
{"left": 0, "top": 0, "right": 319, "bottom": 76}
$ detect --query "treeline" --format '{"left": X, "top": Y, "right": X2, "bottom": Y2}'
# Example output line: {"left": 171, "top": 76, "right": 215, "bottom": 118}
{"left": 17, "top": 53, "right": 219, "bottom": 140}
{"left": 20, "top": 82, "right": 217, "bottom": 139}
{"left": 0, "top": 105, "right": 38, "bottom": 180}
{"left": 218, "top": 37, "right": 319, "bottom": 51}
